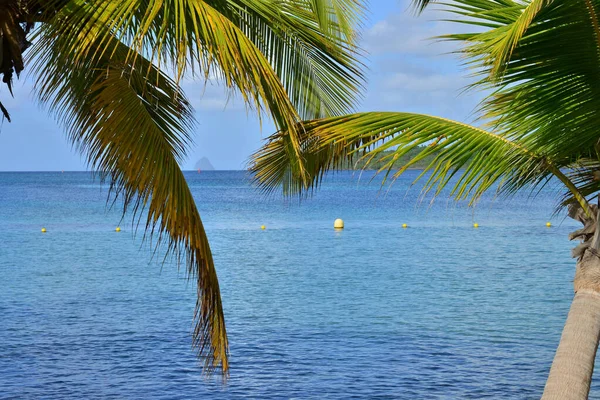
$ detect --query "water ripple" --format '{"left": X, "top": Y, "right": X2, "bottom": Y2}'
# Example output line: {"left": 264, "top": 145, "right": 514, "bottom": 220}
{"left": 0, "top": 171, "right": 593, "bottom": 399}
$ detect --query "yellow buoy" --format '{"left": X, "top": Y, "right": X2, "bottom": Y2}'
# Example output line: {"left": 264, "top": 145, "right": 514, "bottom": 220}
{"left": 473, "top": 223, "right": 479, "bottom": 228}
{"left": 546, "top": 222, "right": 552, "bottom": 227}
{"left": 402, "top": 223, "right": 408, "bottom": 229}
{"left": 41, "top": 227, "right": 47, "bottom": 233}
{"left": 261, "top": 225, "right": 266, "bottom": 230}
{"left": 334, "top": 219, "right": 344, "bottom": 229}
{"left": 115, "top": 227, "right": 121, "bottom": 232}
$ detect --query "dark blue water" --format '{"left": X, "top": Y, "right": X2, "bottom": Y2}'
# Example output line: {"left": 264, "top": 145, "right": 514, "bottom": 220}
{"left": 0, "top": 171, "right": 592, "bottom": 398}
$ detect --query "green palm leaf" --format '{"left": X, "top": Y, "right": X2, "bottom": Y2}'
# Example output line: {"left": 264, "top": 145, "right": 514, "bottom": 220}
{"left": 35, "top": 0, "right": 364, "bottom": 185}
{"left": 249, "top": 0, "right": 598, "bottom": 215}
{"left": 251, "top": 112, "right": 592, "bottom": 214}
{"left": 226, "top": 0, "right": 365, "bottom": 118}
{"left": 30, "top": 28, "right": 229, "bottom": 373}
{"left": 443, "top": 0, "right": 600, "bottom": 160}
{"left": 248, "top": 0, "right": 600, "bottom": 395}
{"left": 16, "top": 0, "right": 367, "bottom": 375}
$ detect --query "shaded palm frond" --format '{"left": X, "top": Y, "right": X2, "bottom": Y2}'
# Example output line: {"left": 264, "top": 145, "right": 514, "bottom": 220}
{"left": 251, "top": 112, "right": 592, "bottom": 215}
{"left": 0, "top": 1, "right": 34, "bottom": 121}
{"left": 410, "top": 0, "right": 432, "bottom": 13}
{"left": 30, "top": 31, "right": 229, "bottom": 374}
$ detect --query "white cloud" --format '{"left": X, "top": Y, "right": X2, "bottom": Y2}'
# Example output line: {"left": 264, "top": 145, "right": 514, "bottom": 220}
{"left": 363, "top": 7, "right": 461, "bottom": 57}
{"left": 358, "top": 3, "right": 484, "bottom": 121}
{"left": 386, "top": 72, "right": 462, "bottom": 92}
{"left": 367, "top": 69, "right": 477, "bottom": 115}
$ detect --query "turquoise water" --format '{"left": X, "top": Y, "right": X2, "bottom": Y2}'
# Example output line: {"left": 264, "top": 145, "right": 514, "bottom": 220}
{"left": 0, "top": 171, "right": 593, "bottom": 398}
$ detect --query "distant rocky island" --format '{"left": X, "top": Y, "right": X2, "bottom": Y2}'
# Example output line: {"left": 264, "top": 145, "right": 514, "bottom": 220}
{"left": 194, "top": 157, "right": 215, "bottom": 171}
{"left": 191, "top": 149, "right": 433, "bottom": 172}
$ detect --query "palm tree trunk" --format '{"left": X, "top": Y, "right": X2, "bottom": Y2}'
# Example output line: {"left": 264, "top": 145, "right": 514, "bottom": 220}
{"left": 542, "top": 287, "right": 600, "bottom": 399}
{"left": 543, "top": 202, "right": 600, "bottom": 400}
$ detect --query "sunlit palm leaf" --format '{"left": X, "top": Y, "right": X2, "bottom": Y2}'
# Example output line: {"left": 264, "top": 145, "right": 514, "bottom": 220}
{"left": 226, "top": 0, "right": 365, "bottom": 118}
{"left": 30, "top": 31, "right": 229, "bottom": 373}
{"left": 443, "top": 0, "right": 600, "bottom": 161}
{"left": 485, "top": 0, "right": 552, "bottom": 77}
{"left": 251, "top": 112, "right": 592, "bottom": 214}
{"left": 363, "top": 0, "right": 600, "bottom": 210}
{"left": 36, "top": 0, "right": 365, "bottom": 186}
{"left": 17, "top": 0, "right": 368, "bottom": 375}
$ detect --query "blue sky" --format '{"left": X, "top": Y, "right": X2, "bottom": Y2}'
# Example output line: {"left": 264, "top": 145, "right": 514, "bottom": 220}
{"left": 0, "top": 1, "right": 482, "bottom": 171}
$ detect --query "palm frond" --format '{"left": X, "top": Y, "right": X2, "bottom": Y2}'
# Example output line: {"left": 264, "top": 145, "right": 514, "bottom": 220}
{"left": 441, "top": 1, "right": 600, "bottom": 160}
{"left": 251, "top": 112, "right": 592, "bottom": 214}
{"left": 450, "top": 0, "right": 552, "bottom": 77}
{"left": 30, "top": 30, "right": 229, "bottom": 374}
{"left": 490, "top": 0, "right": 553, "bottom": 76}
{"left": 224, "top": 0, "right": 365, "bottom": 118}
{"left": 310, "top": 0, "right": 364, "bottom": 37}
{"left": 22, "top": 0, "right": 369, "bottom": 374}
{"left": 0, "top": 2, "right": 34, "bottom": 121}
{"left": 411, "top": 0, "right": 435, "bottom": 14}
{"left": 563, "top": 157, "right": 600, "bottom": 207}
{"left": 35, "top": 0, "right": 367, "bottom": 186}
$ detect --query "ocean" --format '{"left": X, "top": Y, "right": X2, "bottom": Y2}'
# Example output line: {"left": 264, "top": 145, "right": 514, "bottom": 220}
{"left": 0, "top": 170, "right": 592, "bottom": 399}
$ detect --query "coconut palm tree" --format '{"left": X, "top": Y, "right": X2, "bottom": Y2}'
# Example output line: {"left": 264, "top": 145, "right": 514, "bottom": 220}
{"left": 0, "top": 0, "right": 364, "bottom": 374}
{"left": 252, "top": 0, "right": 600, "bottom": 398}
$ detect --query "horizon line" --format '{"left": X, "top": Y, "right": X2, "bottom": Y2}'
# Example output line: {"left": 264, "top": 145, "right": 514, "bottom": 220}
{"left": 0, "top": 169, "right": 249, "bottom": 173}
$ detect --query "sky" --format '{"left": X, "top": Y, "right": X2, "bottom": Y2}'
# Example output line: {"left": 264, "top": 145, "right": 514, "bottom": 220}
{"left": 0, "top": 1, "right": 483, "bottom": 171}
